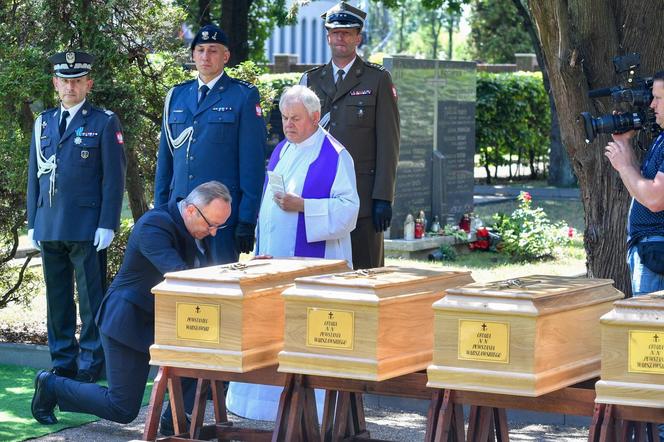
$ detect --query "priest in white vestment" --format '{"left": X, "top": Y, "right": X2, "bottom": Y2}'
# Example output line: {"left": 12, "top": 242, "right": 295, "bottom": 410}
{"left": 226, "top": 85, "right": 360, "bottom": 420}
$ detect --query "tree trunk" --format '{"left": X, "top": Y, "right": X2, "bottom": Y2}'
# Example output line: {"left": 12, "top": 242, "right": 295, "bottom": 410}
{"left": 511, "top": 0, "right": 575, "bottom": 187}
{"left": 124, "top": 145, "right": 149, "bottom": 222}
{"left": 221, "top": 0, "right": 252, "bottom": 66}
{"left": 198, "top": 0, "right": 212, "bottom": 26}
{"left": 528, "top": 0, "right": 664, "bottom": 296}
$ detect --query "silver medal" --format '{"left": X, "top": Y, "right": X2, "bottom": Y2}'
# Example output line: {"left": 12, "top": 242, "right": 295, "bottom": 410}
{"left": 81, "top": 150, "right": 89, "bottom": 159}
{"left": 74, "top": 137, "right": 82, "bottom": 145}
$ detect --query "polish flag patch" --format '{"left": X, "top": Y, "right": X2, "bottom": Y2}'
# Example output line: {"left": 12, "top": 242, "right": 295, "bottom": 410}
{"left": 116, "top": 132, "right": 124, "bottom": 144}
{"left": 255, "top": 104, "right": 262, "bottom": 117}
{"left": 392, "top": 85, "right": 398, "bottom": 100}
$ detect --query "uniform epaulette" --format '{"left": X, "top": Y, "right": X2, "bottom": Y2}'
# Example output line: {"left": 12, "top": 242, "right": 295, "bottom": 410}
{"left": 104, "top": 109, "right": 115, "bottom": 116}
{"left": 230, "top": 77, "right": 256, "bottom": 89}
{"left": 366, "top": 62, "right": 386, "bottom": 71}
{"left": 303, "top": 64, "right": 325, "bottom": 74}
{"left": 40, "top": 107, "right": 57, "bottom": 117}
{"left": 173, "top": 78, "right": 196, "bottom": 88}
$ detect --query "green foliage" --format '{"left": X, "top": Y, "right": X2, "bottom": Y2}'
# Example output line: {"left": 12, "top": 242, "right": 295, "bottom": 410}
{"left": 258, "top": 72, "right": 300, "bottom": 98}
{"left": 437, "top": 244, "right": 457, "bottom": 261}
{"left": 442, "top": 225, "right": 468, "bottom": 242}
{"left": 493, "top": 192, "right": 569, "bottom": 261}
{"left": 227, "top": 61, "right": 279, "bottom": 118}
{"left": 476, "top": 72, "right": 551, "bottom": 181}
{"left": 106, "top": 219, "right": 134, "bottom": 284}
{"left": 468, "top": 0, "right": 534, "bottom": 63}
{"left": 0, "top": 0, "right": 190, "bottom": 308}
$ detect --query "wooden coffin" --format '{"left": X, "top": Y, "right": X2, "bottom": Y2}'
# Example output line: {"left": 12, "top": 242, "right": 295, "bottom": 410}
{"left": 427, "top": 275, "right": 623, "bottom": 396}
{"left": 596, "top": 292, "right": 664, "bottom": 408}
{"left": 278, "top": 266, "right": 474, "bottom": 381}
{"left": 149, "top": 258, "right": 348, "bottom": 372}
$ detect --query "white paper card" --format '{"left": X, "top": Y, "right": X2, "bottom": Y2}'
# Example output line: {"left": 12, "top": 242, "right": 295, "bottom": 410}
{"left": 267, "top": 171, "right": 285, "bottom": 195}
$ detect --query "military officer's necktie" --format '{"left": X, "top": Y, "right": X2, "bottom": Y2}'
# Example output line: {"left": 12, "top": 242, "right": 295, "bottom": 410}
{"left": 59, "top": 110, "right": 70, "bottom": 137}
{"left": 335, "top": 69, "right": 345, "bottom": 90}
{"left": 198, "top": 85, "right": 209, "bottom": 107}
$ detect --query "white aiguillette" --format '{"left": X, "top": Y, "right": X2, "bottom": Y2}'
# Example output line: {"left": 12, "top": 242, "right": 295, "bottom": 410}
{"left": 278, "top": 266, "right": 474, "bottom": 381}
{"left": 595, "top": 291, "right": 664, "bottom": 408}
{"left": 149, "top": 258, "right": 348, "bottom": 373}
{"left": 427, "top": 275, "right": 623, "bottom": 397}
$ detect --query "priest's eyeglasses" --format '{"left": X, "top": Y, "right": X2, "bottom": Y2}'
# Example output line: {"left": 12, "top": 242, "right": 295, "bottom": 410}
{"left": 193, "top": 204, "right": 227, "bottom": 231}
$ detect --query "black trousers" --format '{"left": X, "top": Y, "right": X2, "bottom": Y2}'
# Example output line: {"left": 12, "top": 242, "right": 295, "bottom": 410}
{"left": 351, "top": 216, "right": 384, "bottom": 269}
{"left": 51, "top": 332, "right": 195, "bottom": 424}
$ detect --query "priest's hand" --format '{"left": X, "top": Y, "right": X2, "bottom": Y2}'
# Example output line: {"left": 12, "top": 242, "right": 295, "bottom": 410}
{"left": 274, "top": 192, "right": 304, "bottom": 212}
{"left": 372, "top": 199, "right": 392, "bottom": 232}
{"left": 234, "top": 222, "right": 256, "bottom": 254}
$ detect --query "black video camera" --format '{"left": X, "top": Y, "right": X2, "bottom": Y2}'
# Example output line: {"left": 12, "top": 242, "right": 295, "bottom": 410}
{"left": 579, "top": 53, "right": 657, "bottom": 143}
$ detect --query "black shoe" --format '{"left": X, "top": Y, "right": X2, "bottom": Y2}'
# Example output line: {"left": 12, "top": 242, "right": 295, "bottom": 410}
{"left": 74, "top": 370, "right": 98, "bottom": 383}
{"left": 159, "top": 414, "right": 191, "bottom": 436}
{"left": 31, "top": 370, "right": 57, "bottom": 425}
{"left": 51, "top": 367, "right": 76, "bottom": 379}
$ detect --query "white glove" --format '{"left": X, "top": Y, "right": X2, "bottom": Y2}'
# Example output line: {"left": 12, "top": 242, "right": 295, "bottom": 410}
{"left": 93, "top": 228, "right": 115, "bottom": 252}
{"left": 27, "top": 229, "right": 40, "bottom": 251}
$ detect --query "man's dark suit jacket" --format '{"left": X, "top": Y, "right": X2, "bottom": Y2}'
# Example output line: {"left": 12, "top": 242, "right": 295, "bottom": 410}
{"left": 97, "top": 199, "right": 197, "bottom": 353}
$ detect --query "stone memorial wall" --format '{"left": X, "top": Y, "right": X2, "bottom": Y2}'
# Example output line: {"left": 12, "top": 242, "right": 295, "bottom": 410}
{"left": 383, "top": 57, "right": 476, "bottom": 238}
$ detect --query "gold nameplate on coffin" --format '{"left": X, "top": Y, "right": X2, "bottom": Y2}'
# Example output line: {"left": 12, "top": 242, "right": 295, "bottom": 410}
{"left": 278, "top": 266, "right": 474, "bottom": 381}
{"left": 596, "top": 292, "right": 664, "bottom": 408}
{"left": 428, "top": 274, "right": 623, "bottom": 397}
{"left": 149, "top": 258, "right": 349, "bottom": 373}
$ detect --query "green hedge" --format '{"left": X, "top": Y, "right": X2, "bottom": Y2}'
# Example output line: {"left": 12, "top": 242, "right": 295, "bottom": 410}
{"left": 259, "top": 71, "right": 551, "bottom": 184}
{"left": 476, "top": 72, "right": 551, "bottom": 182}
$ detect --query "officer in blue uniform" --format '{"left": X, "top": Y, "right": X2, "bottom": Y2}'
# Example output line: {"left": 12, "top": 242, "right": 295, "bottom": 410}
{"left": 154, "top": 24, "right": 266, "bottom": 264}
{"left": 31, "top": 181, "right": 232, "bottom": 430}
{"left": 26, "top": 51, "right": 126, "bottom": 383}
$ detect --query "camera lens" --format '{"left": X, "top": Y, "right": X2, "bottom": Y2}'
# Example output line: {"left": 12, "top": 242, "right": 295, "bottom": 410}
{"left": 579, "top": 111, "right": 643, "bottom": 143}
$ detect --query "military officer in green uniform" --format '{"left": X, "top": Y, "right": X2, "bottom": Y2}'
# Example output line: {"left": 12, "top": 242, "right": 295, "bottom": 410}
{"left": 300, "top": 1, "right": 400, "bottom": 269}
{"left": 27, "top": 51, "right": 127, "bottom": 383}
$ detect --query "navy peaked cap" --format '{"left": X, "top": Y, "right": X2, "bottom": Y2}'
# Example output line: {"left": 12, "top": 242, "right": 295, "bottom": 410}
{"left": 48, "top": 51, "right": 94, "bottom": 78}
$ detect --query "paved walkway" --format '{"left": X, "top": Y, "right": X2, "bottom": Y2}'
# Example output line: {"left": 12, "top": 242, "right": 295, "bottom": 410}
{"left": 29, "top": 401, "right": 589, "bottom": 441}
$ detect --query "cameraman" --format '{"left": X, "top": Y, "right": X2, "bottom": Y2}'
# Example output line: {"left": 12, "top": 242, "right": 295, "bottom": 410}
{"left": 605, "top": 71, "right": 664, "bottom": 298}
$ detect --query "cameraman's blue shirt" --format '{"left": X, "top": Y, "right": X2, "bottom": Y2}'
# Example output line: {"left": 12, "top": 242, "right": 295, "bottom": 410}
{"left": 628, "top": 133, "right": 664, "bottom": 247}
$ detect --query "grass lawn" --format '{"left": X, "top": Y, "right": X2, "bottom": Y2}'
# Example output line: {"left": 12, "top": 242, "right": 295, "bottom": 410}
{"left": 474, "top": 199, "right": 585, "bottom": 231}
{"left": 387, "top": 237, "right": 586, "bottom": 283}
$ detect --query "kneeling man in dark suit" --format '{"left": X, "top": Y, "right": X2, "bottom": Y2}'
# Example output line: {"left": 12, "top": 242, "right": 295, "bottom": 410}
{"left": 31, "top": 181, "right": 232, "bottom": 432}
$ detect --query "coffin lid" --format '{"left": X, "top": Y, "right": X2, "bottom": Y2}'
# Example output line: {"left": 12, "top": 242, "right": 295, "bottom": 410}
{"left": 161, "top": 258, "right": 347, "bottom": 284}
{"left": 444, "top": 274, "right": 619, "bottom": 302}
{"left": 291, "top": 266, "right": 471, "bottom": 289}
{"left": 612, "top": 291, "right": 664, "bottom": 310}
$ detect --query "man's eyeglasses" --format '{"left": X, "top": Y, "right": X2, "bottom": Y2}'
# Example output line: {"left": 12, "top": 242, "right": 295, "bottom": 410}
{"left": 192, "top": 204, "right": 227, "bottom": 231}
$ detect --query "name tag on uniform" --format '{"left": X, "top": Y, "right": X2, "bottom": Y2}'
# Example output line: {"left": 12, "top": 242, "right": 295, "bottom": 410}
{"left": 350, "top": 89, "right": 372, "bottom": 96}
{"left": 173, "top": 109, "right": 185, "bottom": 113}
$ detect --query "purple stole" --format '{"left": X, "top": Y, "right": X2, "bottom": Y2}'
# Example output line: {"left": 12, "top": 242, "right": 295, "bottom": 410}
{"left": 264, "top": 133, "right": 340, "bottom": 258}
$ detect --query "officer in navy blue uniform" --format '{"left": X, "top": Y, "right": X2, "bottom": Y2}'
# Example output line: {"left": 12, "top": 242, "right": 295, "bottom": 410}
{"left": 31, "top": 181, "right": 232, "bottom": 430}
{"left": 26, "top": 51, "right": 126, "bottom": 383}
{"left": 154, "top": 24, "right": 266, "bottom": 264}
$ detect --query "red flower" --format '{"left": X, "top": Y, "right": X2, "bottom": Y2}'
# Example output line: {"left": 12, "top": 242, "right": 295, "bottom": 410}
{"left": 523, "top": 192, "right": 532, "bottom": 202}
{"left": 568, "top": 226, "right": 574, "bottom": 238}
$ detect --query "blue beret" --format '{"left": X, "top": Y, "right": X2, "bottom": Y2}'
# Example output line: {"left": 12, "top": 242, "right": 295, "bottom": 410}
{"left": 191, "top": 25, "right": 229, "bottom": 50}
{"left": 48, "top": 51, "right": 94, "bottom": 78}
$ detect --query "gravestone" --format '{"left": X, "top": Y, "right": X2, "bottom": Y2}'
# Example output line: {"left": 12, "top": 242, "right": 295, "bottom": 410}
{"left": 383, "top": 57, "right": 476, "bottom": 238}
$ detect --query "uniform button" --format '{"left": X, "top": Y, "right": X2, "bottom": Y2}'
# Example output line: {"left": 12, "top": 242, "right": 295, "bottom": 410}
{"left": 189, "top": 156, "right": 194, "bottom": 161}
{"left": 192, "top": 138, "right": 196, "bottom": 143}
{"left": 54, "top": 188, "right": 58, "bottom": 193}
{"left": 189, "top": 175, "right": 194, "bottom": 180}
{"left": 194, "top": 120, "right": 198, "bottom": 125}
{"left": 333, "top": 105, "right": 338, "bottom": 110}
{"left": 331, "top": 122, "right": 337, "bottom": 127}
